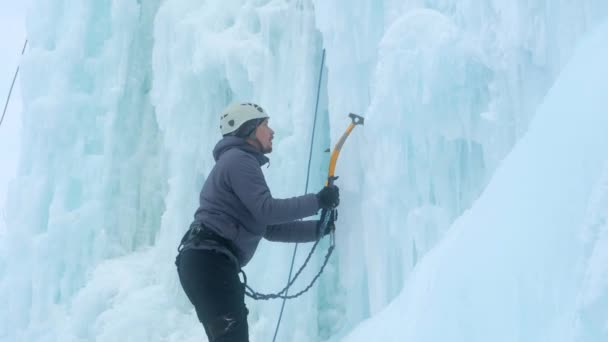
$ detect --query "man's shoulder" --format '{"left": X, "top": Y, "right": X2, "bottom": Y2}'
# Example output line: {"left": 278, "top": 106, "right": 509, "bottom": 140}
{"left": 219, "top": 146, "right": 259, "bottom": 167}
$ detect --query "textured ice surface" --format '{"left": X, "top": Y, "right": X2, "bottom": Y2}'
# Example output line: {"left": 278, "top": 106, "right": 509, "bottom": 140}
{"left": 0, "top": 1, "right": 607, "bottom": 341}
{"left": 344, "top": 19, "right": 608, "bottom": 342}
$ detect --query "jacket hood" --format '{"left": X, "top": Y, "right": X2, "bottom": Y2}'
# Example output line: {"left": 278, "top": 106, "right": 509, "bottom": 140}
{"left": 212, "top": 136, "right": 269, "bottom": 166}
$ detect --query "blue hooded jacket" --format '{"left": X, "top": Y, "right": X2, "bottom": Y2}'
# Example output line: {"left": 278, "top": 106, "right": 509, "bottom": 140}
{"left": 187, "top": 136, "right": 320, "bottom": 267}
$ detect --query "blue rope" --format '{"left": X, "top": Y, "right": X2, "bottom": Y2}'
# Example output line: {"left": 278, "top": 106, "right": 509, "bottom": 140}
{"left": 272, "top": 48, "right": 326, "bottom": 342}
{"left": 1, "top": 39, "right": 27, "bottom": 130}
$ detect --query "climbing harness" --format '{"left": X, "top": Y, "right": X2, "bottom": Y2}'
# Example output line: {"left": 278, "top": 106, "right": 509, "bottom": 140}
{"left": 1, "top": 39, "right": 27, "bottom": 130}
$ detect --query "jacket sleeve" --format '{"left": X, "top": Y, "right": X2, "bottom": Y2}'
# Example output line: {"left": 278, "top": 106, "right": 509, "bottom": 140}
{"left": 227, "top": 153, "right": 319, "bottom": 225}
{"left": 264, "top": 220, "right": 319, "bottom": 242}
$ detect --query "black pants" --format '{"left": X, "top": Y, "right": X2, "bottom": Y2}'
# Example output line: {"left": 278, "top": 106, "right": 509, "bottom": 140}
{"left": 177, "top": 249, "right": 249, "bottom": 342}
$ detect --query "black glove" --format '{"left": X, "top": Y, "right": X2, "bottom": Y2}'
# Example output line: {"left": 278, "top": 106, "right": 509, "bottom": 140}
{"left": 317, "top": 209, "right": 338, "bottom": 238}
{"left": 316, "top": 185, "right": 340, "bottom": 209}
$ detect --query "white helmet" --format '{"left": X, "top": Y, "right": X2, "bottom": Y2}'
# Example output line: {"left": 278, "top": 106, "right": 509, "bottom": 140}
{"left": 219, "top": 102, "right": 269, "bottom": 136}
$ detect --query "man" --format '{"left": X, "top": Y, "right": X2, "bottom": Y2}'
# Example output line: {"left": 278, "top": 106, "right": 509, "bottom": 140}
{"left": 176, "top": 102, "right": 340, "bottom": 341}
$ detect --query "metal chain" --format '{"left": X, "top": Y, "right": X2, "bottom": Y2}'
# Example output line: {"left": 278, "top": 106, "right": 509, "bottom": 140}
{"left": 243, "top": 223, "right": 335, "bottom": 300}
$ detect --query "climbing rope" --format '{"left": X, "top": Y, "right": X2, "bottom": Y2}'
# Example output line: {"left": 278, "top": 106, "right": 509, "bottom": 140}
{"left": 273, "top": 48, "right": 326, "bottom": 341}
{"left": 1, "top": 39, "right": 27, "bottom": 130}
{"left": 271, "top": 47, "right": 326, "bottom": 342}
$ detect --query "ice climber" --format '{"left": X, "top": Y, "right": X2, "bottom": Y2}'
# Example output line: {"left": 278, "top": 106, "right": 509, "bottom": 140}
{"left": 175, "top": 102, "right": 340, "bottom": 342}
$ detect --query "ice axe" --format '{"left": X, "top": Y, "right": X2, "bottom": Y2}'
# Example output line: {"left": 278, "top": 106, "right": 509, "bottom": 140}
{"left": 326, "top": 113, "right": 365, "bottom": 186}
{"left": 320, "top": 113, "right": 364, "bottom": 234}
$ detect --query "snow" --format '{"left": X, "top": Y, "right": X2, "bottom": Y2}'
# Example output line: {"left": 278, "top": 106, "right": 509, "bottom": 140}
{"left": 0, "top": 1, "right": 607, "bottom": 341}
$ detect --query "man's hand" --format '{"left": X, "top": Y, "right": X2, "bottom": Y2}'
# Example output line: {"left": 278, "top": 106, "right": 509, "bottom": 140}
{"left": 316, "top": 185, "right": 340, "bottom": 209}
{"left": 317, "top": 209, "right": 338, "bottom": 238}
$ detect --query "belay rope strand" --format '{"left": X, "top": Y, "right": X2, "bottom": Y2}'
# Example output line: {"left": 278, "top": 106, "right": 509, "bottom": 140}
{"left": 270, "top": 47, "right": 326, "bottom": 342}
{"left": 1, "top": 39, "right": 28, "bottom": 130}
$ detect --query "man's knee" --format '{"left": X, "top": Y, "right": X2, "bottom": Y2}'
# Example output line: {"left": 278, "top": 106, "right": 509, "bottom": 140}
{"left": 204, "top": 310, "right": 249, "bottom": 342}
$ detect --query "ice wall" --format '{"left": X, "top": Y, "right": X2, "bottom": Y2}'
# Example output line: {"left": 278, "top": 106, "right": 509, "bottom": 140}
{"left": 313, "top": 1, "right": 608, "bottom": 333}
{"left": 343, "top": 19, "right": 608, "bottom": 341}
{"left": 0, "top": 3, "right": 26, "bottom": 235}
{"left": 0, "top": 0, "right": 607, "bottom": 341}
{"left": 0, "top": 1, "right": 168, "bottom": 340}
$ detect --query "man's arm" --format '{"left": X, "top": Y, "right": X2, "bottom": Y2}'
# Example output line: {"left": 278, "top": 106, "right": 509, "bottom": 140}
{"left": 264, "top": 220, "right": 320, "bottom": 242}
{"left": 228, "top": 153, "right": 319, "bottom": 225}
